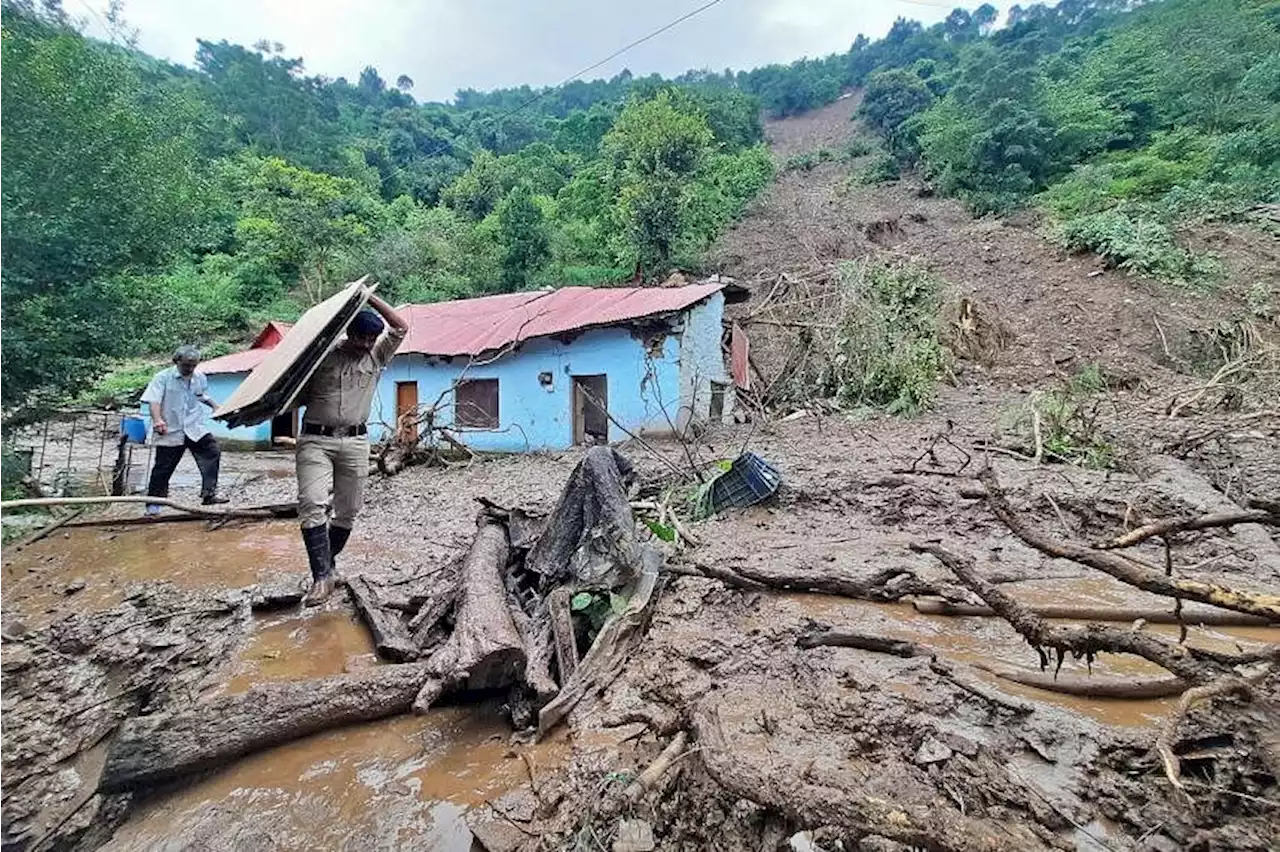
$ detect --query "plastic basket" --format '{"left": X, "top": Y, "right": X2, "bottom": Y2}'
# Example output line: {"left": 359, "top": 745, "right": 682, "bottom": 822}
{"left": 700, "top": 452, "right": 781, "bottom": 516}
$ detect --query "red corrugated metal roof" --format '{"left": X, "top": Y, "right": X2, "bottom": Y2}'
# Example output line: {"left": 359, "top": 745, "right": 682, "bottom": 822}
{"left": 201, "top": 322, "right": 295, "bottom": 375}
{"left": 400, "top": 283, "right": 724, "bottom": 358}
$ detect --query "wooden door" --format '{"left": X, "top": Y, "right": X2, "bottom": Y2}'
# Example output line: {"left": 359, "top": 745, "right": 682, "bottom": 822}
{"left": 395, "top": 381, "right": 419, "bottom": 443}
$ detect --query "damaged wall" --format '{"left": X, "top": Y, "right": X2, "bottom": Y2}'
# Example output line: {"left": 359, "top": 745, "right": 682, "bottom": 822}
{"left": 677, "top": 292, "right": 734, "bottom": 428}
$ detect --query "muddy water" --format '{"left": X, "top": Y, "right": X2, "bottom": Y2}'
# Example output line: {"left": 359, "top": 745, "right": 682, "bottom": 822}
{"left": 103, "top": 605, "right": 566, "bottom": 852}
{"left": 1, "top": 522, "right": 303, "bottom": 627}
{"left": 101, "top": 706, "right": 549, "bottom": 852}
{"left": 773, "top": 588, "right": 1280, "bottom": 729}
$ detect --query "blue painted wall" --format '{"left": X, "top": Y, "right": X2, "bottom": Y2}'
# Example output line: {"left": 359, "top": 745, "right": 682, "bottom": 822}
{"left": 160, "top": 294, "right": 729, "bottom": 453}
{"left": 370, "top": 322, "right": 684, "bottom": 452}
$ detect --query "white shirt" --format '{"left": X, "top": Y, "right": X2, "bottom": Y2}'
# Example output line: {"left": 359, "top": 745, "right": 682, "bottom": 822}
{"left": 141, "top": 367, "right": 212, "bottom": 446}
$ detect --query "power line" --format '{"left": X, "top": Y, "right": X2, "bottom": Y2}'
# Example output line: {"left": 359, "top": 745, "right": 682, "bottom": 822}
{"left": 499, "top": 0, "right": 730, "bottom": 122}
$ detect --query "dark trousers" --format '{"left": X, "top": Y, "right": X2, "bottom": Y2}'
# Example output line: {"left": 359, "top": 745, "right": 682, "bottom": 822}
{"left": 148, "top": 434, "right": 221, "bottom": 499}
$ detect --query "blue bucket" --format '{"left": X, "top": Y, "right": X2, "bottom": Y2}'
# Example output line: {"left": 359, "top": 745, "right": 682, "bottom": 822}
{"left": 121, "top": 416, "right": 147, "bottom": 444}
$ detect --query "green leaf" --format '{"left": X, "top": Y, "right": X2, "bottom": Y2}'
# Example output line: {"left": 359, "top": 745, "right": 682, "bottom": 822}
{"left": 609, "top": 592, "right": 630, "bottom": 615}
{"left": 570, "top": 592, "right": 594, "bottom": 611}
{"left": 644, "top": 519, "right": 676, "bottom": 542}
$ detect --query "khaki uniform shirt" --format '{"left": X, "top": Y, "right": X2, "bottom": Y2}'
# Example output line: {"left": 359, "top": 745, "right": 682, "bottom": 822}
{"left": 297, "top": 327, "right": 406, "bottom": 427}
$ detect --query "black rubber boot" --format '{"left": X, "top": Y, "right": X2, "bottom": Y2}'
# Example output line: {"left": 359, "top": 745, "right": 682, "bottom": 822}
{"left": 301, "top": 525, "right": 334, "bottom": 606}
{"left": 328, "top": 525, "right": 352, "bottom": 583}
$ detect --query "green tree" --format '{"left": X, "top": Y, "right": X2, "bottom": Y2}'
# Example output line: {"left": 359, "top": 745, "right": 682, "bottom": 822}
{"left": 495, "top": 185, "right": 551, "bottom": 292}
{"left": 1, "top": 10, "right": 219, "bottom": 412}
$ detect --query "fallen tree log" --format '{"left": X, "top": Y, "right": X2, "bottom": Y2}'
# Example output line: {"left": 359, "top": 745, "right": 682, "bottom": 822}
{"left": 408, "top": 574, "right": 460, "bottom": 648}
{"left": 347, "top": 575, "right": 418, "bottom": 662}
{"left": 673, "top": 560, "right": 934, "bottom": 602}
{"left": 693, "top": 703, "right": 1051, "bottom": 851}
{"left": 910, "top": 542, "right": 1229, "bottom": 685}
{"left": 797, "top": 627, "right": 921, "bottom": 657}
{"left": 413, "top": 519, "right": 526, "bottom": 713}
{"left": 913, "top": 598, "right": 1272, "bottom": 627}
{"left": 98, "top": 663, "right": 431, "bottom": 792}
{"left": 978, "top": 468, "right": 1280, "bottom": 622}
{"left": 971, "top": 662, "right": 1188, "bottom": 699}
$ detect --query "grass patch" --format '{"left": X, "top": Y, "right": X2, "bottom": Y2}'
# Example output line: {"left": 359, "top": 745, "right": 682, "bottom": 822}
{"left": 851, "top": 152, "right": 901, "bottom": 185}
{"left": 782, "top": 148, "right": 837, "bottom": 172}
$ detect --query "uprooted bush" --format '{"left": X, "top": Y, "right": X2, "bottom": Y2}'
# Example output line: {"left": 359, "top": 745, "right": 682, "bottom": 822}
{"left": 1003, "top": 364, "right": 1116, "bottom": 468}
{"left": 810, "top": 262, "right": 949, "bottom": 416}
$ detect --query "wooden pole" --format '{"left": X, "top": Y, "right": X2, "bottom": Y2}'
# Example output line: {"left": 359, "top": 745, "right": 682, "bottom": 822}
{"left": 0, "top": 495, "right": 294, "bottom": 520}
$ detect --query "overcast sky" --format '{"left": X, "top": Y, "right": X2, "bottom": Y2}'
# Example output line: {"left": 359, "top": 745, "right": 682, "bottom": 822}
{"left": 74, "top": 0, "right": 998, "bottom": 102}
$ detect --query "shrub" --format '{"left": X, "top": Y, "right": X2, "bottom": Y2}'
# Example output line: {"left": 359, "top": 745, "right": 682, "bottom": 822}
{"left": 1004, "top": 365, "right": 1115, "bottom": 468}
{"left": 842, "top": 137, "right": 875, "bottom": 159}
{"left": 853, "top": 152, "right": 901, "bottom": 185}
{"left": 814, "top": 263, "right": 949, "bottom": 416}
{"left": 1056, "top": 209, "right": 1221, "bottom": 288}
{"left": 783, "top": 148, "right": 835, "bottom": 172}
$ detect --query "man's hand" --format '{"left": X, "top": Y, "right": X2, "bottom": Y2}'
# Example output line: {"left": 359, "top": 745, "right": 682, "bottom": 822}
{"left": 154, "top": 419, "right": 169, "bottom": 435}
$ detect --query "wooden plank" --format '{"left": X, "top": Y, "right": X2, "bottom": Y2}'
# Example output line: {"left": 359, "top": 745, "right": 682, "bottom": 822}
{"left": 214, "top": 279, "right": 373, "bottom": 428}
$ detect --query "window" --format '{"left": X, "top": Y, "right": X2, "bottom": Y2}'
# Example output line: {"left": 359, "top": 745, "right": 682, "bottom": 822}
{"left": 455, "top": 379, "right": 499, "bottom": 429}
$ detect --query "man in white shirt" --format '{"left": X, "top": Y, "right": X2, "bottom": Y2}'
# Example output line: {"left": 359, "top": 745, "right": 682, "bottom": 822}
{"left": 140, "top": 345, "right": 228, "bottom": 513}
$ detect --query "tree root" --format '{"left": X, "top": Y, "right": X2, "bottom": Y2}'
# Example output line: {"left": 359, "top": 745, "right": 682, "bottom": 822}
{"left": 977, "top": 468, "right": 1280, "bottom": 622}
{"left": 1155, "top": 677, "right": 1256, "bottom": 795}
{"left": 913, "top": 597, "right": 1271, "bottom": 627}
{"left": 1100, "top": 509, "right": 1277, "bottom": 550}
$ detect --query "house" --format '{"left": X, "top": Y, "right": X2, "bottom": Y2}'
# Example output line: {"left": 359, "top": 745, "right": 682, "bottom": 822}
{"left": 160, "top": 281, "right": 736, "bottom": 452}
{"left": 374, "top": 282, "right": 734, "bottom": 452}
{"left": 196, "top": 321, "right": 297, "bottom": 445}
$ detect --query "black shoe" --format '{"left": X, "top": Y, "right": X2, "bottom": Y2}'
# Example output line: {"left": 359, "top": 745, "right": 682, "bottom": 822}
{"left": 202, "top": 494, "right": 230, "bottom": 505}
{"left": 300, "top": 525, "right": 332, "bottom": 583}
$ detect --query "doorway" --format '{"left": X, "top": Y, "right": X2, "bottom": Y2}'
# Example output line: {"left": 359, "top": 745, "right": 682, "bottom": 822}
{"left": 396, "top": 381, "right": 419, "bottom": 443}
{"left": 571, "top": 375, "right": 608, "bottom": 445}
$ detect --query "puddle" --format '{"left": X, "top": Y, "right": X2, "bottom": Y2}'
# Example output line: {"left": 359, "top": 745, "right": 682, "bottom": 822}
{"left": 100, "top": 706, "right": 549, "bottom": 852}
{"left": 99, "top": 600, "right": 568, "bottom": 851}
{"left": 1, "top": 523, "right": 303, "bottom": 627}
{"left": 214, "top": 610, "right": 381, "bottom": 696}
{"left": 771, "top": 591, "right": 1280, "bottom": 729}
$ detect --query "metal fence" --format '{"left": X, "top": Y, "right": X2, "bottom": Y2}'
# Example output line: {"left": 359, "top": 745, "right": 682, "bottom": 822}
{"left": 7, "top": 409, "right": 154, "bottom": 497}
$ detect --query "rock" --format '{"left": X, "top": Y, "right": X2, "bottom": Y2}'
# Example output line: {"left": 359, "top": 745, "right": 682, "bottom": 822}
{"left": 614, "top": 819, "right": 656, "bottom": 852}
{"left": 914, "top": 735, "right": 954, "bottom": 765}
{"left": 468, "top": 819, "right": 528, "bottom": 852}
{"left": 141, "top": 634, "right": 184, "bottom": 650}
{"left": 63, "top": 579, "right": 87, "bottom": 595}
{"left": 2, "top": 645, "right": 35, "bottom": 673}
{"left": 938, "top": 731, "right": 980, "bottom": 758}
{"left": 2, "top": 619, "right": 30, "bottom": 641}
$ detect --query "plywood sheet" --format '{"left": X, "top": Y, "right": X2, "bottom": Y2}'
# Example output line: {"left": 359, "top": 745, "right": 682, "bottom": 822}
{"left": 213, "top": 279, "right": 373, "bottom": 428}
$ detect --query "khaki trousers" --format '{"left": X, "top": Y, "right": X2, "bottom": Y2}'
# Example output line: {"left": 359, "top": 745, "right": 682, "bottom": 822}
{"left": 296, "top": 434, "right": 369, "bottom": 530}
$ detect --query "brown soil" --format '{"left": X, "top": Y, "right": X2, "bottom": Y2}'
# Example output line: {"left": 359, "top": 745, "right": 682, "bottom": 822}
{"left": 3, "top": 97, "right": 1279, "bottom": 852}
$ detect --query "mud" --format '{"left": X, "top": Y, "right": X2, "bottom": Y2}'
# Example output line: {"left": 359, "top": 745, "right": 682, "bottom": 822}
{"left": 5, "top": 95, "right": 1280, "bottom": 852}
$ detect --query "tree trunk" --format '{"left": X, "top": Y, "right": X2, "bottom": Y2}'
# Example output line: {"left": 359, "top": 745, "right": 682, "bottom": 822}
{"left": 979, "top": 469, "right": 1280, "bottom": 621}
{"left": 99, "top": 664, "right": 431, "bottom": 792}
{"left": 347, "top": 575, "right": 418, "bottom": 662}
{"left": 413, "top": 519, "right": 525, "bottom": 712}
{"left": 971, "top": 662, "right": 1188, "bottom": 699}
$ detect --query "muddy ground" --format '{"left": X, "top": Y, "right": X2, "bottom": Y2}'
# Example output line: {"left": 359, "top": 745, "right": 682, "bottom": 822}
{"left": 3, "top": 99, "right": 1279, "bottom": 851}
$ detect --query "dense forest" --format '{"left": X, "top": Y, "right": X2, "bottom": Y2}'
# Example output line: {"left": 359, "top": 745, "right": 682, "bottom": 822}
{"left": 1, "top": 0, "right": 1277, "bottom": 419}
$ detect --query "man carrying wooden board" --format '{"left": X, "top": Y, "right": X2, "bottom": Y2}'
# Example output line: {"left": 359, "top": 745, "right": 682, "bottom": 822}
{"left": 293, "top": 295, "right": 408, "bottom": 605}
